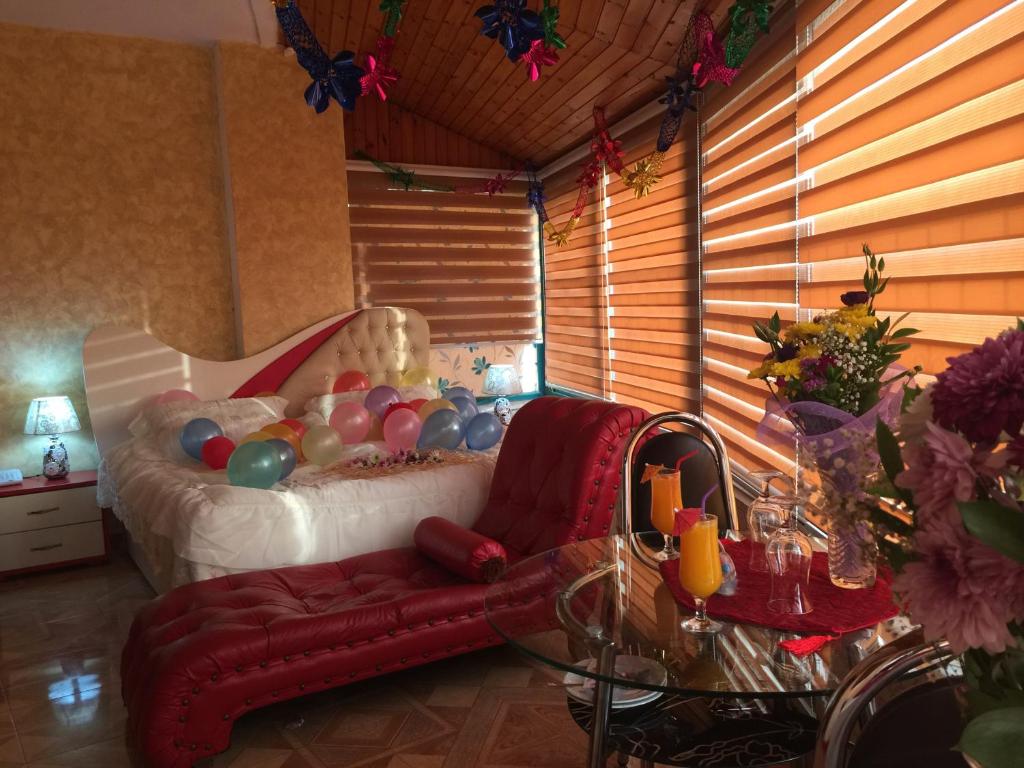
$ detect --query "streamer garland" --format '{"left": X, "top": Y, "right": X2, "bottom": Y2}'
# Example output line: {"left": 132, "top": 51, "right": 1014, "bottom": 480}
{"left": 274, "top": 0, "right": 407, "bottom": 113}
{"left": 354, "top": 150, "right": 525, "bottom": 195}
{"left": 474, "top": 1, "right": 562, "bottom": 80}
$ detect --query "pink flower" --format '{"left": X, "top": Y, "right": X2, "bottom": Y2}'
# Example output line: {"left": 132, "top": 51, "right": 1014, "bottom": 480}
{"left": 896, "top": 421, "right": 977, "bottom": 528}
{"left": 894, "top": 517, "right": 1023, "bottom": 654}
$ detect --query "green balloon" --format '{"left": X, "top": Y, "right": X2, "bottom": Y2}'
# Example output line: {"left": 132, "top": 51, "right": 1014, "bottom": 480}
{"left": 227, "top": 441, "right": 282, "bottom": 489}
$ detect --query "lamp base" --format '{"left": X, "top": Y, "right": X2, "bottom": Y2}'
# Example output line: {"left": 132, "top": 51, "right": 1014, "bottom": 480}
{"left": 43, "top": 439, "right": 70, "bottom": 480}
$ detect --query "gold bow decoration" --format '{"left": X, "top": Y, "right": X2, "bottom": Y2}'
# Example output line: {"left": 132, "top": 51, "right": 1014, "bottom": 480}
{"left": 622, "top": 151, "right": 666, "bottom": 199}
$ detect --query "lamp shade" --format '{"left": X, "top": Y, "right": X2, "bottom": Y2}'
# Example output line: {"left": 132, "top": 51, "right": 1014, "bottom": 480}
{"left": 24, "top": 396, "right": 81, "bottom": 436}
{"left": 482, "top": 364, "right": 522, "bottom": 396}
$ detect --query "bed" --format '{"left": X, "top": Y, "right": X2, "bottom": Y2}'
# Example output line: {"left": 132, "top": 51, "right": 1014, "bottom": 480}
{"left": 85, "top": 307, "right": 498, "bottom": 593}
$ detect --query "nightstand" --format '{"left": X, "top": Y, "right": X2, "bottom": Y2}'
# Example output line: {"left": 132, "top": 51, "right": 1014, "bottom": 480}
{"left": 0, "top": 470, "right": 108, "bottom": 577}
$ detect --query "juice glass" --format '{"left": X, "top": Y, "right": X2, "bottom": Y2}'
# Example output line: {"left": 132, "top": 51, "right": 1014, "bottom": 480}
{"left": 678, "top": 515, "right": 723, "bottom": 633}
{"left": 649, "top": 467, "right": 682, "bottom": 561}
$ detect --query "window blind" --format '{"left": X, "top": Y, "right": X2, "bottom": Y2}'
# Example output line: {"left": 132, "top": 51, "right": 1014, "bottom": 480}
{"left": 347, "top": 168, "right": 541, "bottom": 345}
{"left": 699, "top": 4, "right": 799, "bottom": 473}
{"left": 795, "top": 0, "right": 1024, "bottom": 374}
{"left": 541, "top": 162, "right": 610, "bottom": 398}
{"left": 604, "top": 111, "right": 701, "bottom": 415}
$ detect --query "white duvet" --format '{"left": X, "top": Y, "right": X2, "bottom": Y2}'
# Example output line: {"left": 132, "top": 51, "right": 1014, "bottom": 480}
{"left": 98, "top": 438, "right": 497, "bottom": 589}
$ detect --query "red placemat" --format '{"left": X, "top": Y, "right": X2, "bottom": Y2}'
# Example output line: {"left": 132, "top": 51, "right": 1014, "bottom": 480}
{"left": 658, "top": 539, "right": 898, "bottom": 635}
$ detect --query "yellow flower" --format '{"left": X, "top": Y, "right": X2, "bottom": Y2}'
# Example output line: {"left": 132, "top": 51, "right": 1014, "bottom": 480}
{"left": 772, "top": 359, "right": 802, "bottom": 379}
{"left": 798, "top": 344, "right": 821, "bottom": 360}
{"left": 748, "top": 362, "right": 773, "bottom": 379}
{"left": 783, "top": 322, "right": 824, "bottom": 341}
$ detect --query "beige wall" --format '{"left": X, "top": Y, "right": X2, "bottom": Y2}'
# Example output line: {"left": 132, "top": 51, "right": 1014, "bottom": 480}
{"left": 0, "top": 24, "right": 354, "bottom": 475}
{"left": 217, "top": 42, "right": 354, "bottom": 355}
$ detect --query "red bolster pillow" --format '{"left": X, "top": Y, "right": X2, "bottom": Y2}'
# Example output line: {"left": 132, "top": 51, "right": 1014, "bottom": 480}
{"left": 413, "top": 516, "right": 508, "bottom": 583}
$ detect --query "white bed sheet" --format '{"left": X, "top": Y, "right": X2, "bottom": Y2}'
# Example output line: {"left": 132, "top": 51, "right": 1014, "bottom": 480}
{"left": 97, "top": 439, "right": 497, "bottom": 590}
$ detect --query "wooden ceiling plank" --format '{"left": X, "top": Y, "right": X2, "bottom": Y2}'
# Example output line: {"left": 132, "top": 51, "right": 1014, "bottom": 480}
{"left": 574, "top": 0, "right": 605, "bottom": 36}
{"left": 343, "top": 0, "right": 369, "bottom": 53}
{"left": 612, "top": 0, "right": 658, "bottom": 51}
{"left": 388, "top": 0, "right": 445, "bottom": 106}
{"left": 405, "top": 0, "right": 478, "bottom": 118}
{"left": 594, "top": 0, "right": 629, "bottom": 45}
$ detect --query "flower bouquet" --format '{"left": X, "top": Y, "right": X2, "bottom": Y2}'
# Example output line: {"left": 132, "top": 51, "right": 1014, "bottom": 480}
{"left": 869, "top": 323, "right": 1024, "bottom": 768}
{"left": 747, "top": 245, "right": 919, "bottom": 588}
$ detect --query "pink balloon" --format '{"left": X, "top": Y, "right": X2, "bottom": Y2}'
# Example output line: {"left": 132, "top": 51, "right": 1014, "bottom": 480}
{"left": 382, "top": 409, "right": 422, "bottom": 453}
{"left": 329, "top": 401, "right": 371, "bottom": 444}
{"left": 157, "top": 389, "right": 198, "bottom": 404}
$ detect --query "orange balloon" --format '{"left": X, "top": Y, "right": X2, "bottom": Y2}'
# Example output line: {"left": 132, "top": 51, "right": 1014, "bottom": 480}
{"left": 418, "top": 398, "right": 457, "bottom": 421}
{"left": 366, "top": 413, "right": 384, "bottom": 441}
{"left": 239, "top": 430, "right": 274, "bottom": 445}
{"left": 262, "top": 423, "right": 303, "bottom": 461}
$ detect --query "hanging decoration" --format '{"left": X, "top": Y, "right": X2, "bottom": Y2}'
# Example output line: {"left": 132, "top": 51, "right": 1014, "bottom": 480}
{"left": 725, "top": 0, "right": 773, "bottom": 68}
{"left": 693, "top": 10, "right": 741, "bottom": 87}
{"left": 354, "top": 150, "right": 526, "bottom": 196}
{"left": 475, "top": 1, "right": 562, "bottom": 80}
{"left": 275, "top": 0, "right": 407, "bottom": 113}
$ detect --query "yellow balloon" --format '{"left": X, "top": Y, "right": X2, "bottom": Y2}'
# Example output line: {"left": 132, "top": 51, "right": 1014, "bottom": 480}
{"left": 417, "top": 398, "right": 457, "bottom": 421}
{"left": 261, "top": 423, "right": 303, "bottom": 460}
{"left": 401, "top": 367, "right": 437, "bottom": 389}
{"left": 301, "top": 425, "right": 345, "bottom": 466}
{"left": 240, "top": 430, "right": 274, "bottom": 444}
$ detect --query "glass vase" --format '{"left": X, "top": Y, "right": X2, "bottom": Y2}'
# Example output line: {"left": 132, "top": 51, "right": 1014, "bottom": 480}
{"left": 825, "top": 502, "right": 878, "bottom": 590}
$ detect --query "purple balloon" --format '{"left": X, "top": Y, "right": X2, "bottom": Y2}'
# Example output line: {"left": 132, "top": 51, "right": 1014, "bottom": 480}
{"left": 449, "top": 395, "right": 479, "bottom": 424}
{"left": 466, "top": 412, "right": 503, "bottom": 451}
{"left": 442, "top": 386, "right": 475, "bottom": 403}
{"left": 363, "top": 385, "right": 401, "bottom": 420}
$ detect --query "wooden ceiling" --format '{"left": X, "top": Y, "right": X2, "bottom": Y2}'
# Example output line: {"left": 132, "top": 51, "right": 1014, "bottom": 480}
{"left": 296, "top": 0, "right": 729, "bottom": 167}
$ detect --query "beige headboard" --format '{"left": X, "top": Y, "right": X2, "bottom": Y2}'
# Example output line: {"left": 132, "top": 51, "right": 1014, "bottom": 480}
{"left": 83, "top": 307, "right": 431, "bottom": 454}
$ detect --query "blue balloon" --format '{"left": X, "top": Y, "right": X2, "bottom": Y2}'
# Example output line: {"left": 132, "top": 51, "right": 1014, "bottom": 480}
{"left": 466, "top": 413, "right": 503, "bottom": 451}
{"left": 266, "top": 438, "right": 297, "bottom": 481}
{"left": 441, "top": 386, "right": 475, "bottom": 404}
{"left": 417, "top": 409, "right": 464, "bottom": 450}
{"left": 180, "top": 418, "right": 223, "bottom": 460}
{"left": 449, "top": 395, "right": 479, "bottom": 424}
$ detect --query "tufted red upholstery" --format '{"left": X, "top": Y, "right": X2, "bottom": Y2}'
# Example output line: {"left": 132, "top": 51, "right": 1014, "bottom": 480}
{"left": 121, "top": 397, "right": 647, "bottom": 767}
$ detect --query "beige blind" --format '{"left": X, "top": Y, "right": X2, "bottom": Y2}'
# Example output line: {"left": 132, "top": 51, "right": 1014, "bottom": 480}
{"left": 795, "top": 0, "right": 1024, "bottom": 373}
{"left": 347, "top": 169, "right": 541, "bottom": 345}
{"left": 605, "top": 112, "right": 701, "bottom": 415}
{"left": 699, "top": 4, "right": 799, "bottom": 473}
{"left": 541, "top": 162, "right": 610, "bottom": 397}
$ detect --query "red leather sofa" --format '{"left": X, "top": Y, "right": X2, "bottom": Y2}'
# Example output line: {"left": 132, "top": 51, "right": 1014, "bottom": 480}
{"left": 121, "top": 397, "right": 648, "bottom": 768}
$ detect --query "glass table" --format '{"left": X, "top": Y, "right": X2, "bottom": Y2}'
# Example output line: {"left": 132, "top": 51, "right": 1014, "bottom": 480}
{"left": 484, "top": 532, "right": 916, "bottom": 768}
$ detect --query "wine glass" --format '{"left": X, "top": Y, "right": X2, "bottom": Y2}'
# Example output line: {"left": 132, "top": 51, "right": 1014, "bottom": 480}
{"left": 649, "top": 467, "right": 682, "bottom": 561}
{"left": 678, "top": 514, "right": 723, "bottom": 633}
{"left": 766, "top": 499, "right": 814, "bottom": 615}
{"left": 746, "top": 469, "right": 788, "bottom": 572}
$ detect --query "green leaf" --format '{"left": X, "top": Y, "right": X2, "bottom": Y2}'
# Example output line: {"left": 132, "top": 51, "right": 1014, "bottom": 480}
{"left": 887, "top": 342, "right": 912, "bottom": 353}
{"left": 878, "top": 256, "right": 885, "bottom": 271}
{"left": 960, "top": 501, "right": 1024, "bottom": 563}
{"left": 769, "top": 311, "right": 781, "bottom": 332}
{"left": 958, "top": 708, "right": 1024, "bottom": 768}
{"left": 1017, "top": 317, "right": 1023, "bottom": 331}
{"left": 901, "top": 386, "right": 922, "bottom": 412}
{"left": 876, "top": 419, "right": 912, "bottom": 506}
{"left": 890, "top": 327, "right": 920, "bottom": 339}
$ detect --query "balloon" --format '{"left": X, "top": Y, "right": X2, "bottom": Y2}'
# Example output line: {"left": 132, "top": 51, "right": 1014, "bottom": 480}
{"left": 180, "top": 418, "right": 223, "bottom": 460}
{"left": 301, "top": 424, "right": 345, "bottom": 466}
{"left": 266, "top": 438, "right": 297, "bottom": 481}
{"left": 157, "top": 388, "right": 198, "bottom": 405}
{"left": 466, "top": 413, "right": 503, "bottom": 451}
{"left": 227, "top": 441, "right": 282, "bottom": 489}
{"left": 417, "top": 398, "right": 457, "bottom": 421}
{"left": 363, "top": 385, "right": 401, "bottom": 420}
{"left": 366, "top": 413, "right": 384, "bottom": 441}
{"left": 330, "top": 401, "right": 371, "bottom": 443}
{"left": 201, "top": 435, "right": 235, "bottom": 470}
{"left": 384, "top": 402, "right": 416, "bottom": 422}
{"left": 333, "top": 370, "right": 371, "bottom": 393}
{"left": 401, "top": 367, "right": 437, "bottom": 389}
{"left": 254, "top": 390, "right": 277, "bottom": 398}
{"left": 418, "top": 409, "right": 464, "bottom": 450}
{"left": 383, "top": 409, "right": 422, "bottom": 453}
{"left": 261, "top": 423, "right": 303, "bottom": 461}
{"left": 449, "top": 395, "right": 479, "bottom": 424}
{"left": 240, "top": 430, "right": 274, "bottom": 445}
{"left": 408, "top": 398, "right": 428, "bottom": 412}
{"left": 442, "top": 386, "right": 475, "bottom": 403}
{"left": 280, "top": 418, "right": 308, "bottom": 439}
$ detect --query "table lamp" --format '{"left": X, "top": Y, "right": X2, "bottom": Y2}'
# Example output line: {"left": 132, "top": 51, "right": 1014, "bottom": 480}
{"left": 482, "top": 364, "right": 522, "bottom": 396}
{"left": 24, "top": 396, "right": 81, "bottom": 480}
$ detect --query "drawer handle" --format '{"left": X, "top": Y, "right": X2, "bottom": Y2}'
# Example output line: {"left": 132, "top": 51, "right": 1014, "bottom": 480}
{"left": 27, "top": 506, "right": 60, "bottom": 516}
{"left": 29, "top": 543, "right": 63, "bottom": 552}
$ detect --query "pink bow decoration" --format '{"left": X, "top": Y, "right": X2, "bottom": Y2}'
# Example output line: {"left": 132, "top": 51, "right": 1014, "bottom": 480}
{"left": 361, "top": 37, "right": 400, "bottom": 100}
{"left": 522, "top": 38, "right": 558, "bottom": 81}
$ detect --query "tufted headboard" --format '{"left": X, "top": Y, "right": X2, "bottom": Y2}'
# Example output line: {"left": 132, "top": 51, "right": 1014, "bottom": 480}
{"left": 83, "top": 307, "right": 430, "bottom": 456}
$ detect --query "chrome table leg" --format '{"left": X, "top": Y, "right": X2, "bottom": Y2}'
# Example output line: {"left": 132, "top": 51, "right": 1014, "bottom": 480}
{"left": 587, "top": 641, "right": 617, "bottom": 768}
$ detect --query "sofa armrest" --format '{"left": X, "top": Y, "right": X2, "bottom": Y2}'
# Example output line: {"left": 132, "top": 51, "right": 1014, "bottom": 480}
{"left": 414, "top": 516, "right": 508, "bottom": 583}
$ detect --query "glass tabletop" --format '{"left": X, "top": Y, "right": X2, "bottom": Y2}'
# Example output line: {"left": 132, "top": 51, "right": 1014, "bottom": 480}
{"left": 484, "top": 532, "right": 917, "bottom": 700}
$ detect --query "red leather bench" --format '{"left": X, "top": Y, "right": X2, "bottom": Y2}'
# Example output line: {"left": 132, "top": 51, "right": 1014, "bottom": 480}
{"left": 121, "top": 397, "right": 647, "bottom": 768}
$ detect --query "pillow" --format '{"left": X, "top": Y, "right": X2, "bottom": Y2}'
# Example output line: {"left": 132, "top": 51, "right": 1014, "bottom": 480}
{"left": 413, "top": 516, "right": 508, "bottom": 583}
{"left": 304, "top": 385, "right": 438, "bottom": 422}
{"left": 130, "top": 396, "right": 289, "bottom": 460}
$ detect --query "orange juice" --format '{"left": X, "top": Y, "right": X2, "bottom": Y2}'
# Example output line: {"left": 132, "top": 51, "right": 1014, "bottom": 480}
{"left": 650, "top": 470, "right": 682, "bottom": 536}
{"left": 678, "top": 518, "right": 722, "bottom": 599}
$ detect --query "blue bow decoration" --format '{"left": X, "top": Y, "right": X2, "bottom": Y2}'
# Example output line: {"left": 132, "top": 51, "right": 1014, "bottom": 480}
{"left": 276, "top": 0, "right": 364, "bottom": 113}
{"left": 475, "top": 1, "right": 544, "bottom": 61}
{"left": 526, "top": 172, "right": 549, "bottom": 222}
{"left": 659, "top": 73, "right": 699, "bottom": 117}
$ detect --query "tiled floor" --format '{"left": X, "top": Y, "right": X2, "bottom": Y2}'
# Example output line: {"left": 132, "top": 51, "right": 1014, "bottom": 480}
{"left": 0, "top": 548, "right": 610, "bottom": 768}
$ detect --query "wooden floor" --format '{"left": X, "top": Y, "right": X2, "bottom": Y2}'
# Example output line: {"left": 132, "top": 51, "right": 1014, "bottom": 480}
{"left": 0, "top": 546, "right": 631, "bottom": 768}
